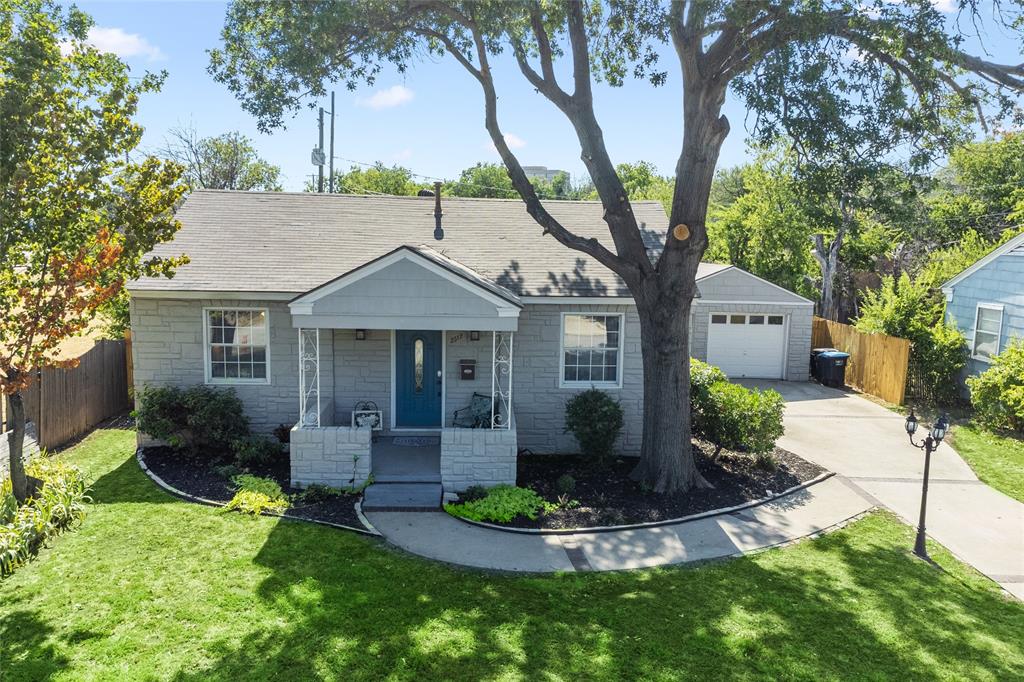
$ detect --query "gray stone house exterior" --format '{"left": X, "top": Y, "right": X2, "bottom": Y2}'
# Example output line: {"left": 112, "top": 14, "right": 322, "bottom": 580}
{"left": 128, "top": 190, "right": 812, "bottom": 497}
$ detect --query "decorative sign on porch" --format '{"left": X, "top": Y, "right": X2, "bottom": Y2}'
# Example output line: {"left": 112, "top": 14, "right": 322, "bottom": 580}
{"left": 351, "top": 400, "right": 383, "bottom": 431}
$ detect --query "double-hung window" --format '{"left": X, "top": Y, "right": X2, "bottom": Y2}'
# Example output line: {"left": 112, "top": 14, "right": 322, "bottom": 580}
{"left": 972, "top": 304, "right": 1003, "bottom": 362}
{"left": 205, "top": 308, "right": 270, "bottom": 383}
{"left": 561, "top": 313, "right": 623, "bottom": 388}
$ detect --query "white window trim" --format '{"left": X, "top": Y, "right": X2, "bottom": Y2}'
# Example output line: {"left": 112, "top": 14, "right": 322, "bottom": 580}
{"left": 971, "top": 302, "right": 1004, "bottom": 363}
{"left": 558, "top": 312, "right": 625, "bottom": 389}
{"left": 202, "top": 306, "right": 272, "bottom": 385}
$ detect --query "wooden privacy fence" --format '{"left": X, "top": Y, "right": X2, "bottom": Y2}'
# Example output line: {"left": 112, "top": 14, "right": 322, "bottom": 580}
{"left": 1, "top": 339, "right": 131, "bottom": 451}
{"left": 811, "top": 317, "right": 911, "bottom": 405}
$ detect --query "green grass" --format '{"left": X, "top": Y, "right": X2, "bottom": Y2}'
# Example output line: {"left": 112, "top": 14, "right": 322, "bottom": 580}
{"left": 952, "top": 424, "right": 1024, "bottom": 502}
{"left": 2, "top": 429, "right": 1022, "bottom": 680}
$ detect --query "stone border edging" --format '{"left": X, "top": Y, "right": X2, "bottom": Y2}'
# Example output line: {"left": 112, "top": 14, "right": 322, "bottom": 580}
{"left": 448, "top": 470, "right": 836, "bottom": 535}
{"left": 135, "top": 449, "right": 380, "bottom": 537}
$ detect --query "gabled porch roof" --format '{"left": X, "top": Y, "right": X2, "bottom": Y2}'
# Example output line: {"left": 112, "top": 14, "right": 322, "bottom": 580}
{"left": 289, "top": 245, "right": 521, "bottom": 331}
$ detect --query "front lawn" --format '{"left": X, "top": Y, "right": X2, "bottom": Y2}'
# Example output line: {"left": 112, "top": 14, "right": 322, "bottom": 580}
{"left": 952, "top": 424, "right": 1024, "bottom": 502}
{"left": 2, "top": 429, "right": 1022, "bottom": 680}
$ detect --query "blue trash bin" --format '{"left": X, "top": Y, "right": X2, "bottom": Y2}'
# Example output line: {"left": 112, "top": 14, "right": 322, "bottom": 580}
{"left": 814, "top": 350, "right": 850, "bottom": 388}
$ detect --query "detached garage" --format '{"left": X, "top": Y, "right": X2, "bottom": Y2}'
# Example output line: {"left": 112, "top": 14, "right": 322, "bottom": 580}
{"left": 690, "top": 266, "right": 814, "bottom": 381}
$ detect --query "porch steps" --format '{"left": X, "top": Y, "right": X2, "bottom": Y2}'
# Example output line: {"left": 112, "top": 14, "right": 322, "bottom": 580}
{"left": 362, "top": 482, "right": 442, "bottom": 511}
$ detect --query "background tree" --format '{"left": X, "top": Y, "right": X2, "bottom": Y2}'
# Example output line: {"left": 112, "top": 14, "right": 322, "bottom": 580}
{"left": 445, "top": 161, "right": 581, "bottom": 199}
{"left": 211, "top": 0, "right": 1024, "bottom": 493}
{"left": 310, "top": 162, "right": 424, "bottom": 195}
{"left": 162, "top": 125, "right": 282, "bottom": 191}
{"left": 707, "top": 148, "right": 817, "bottom": 298}
{"left": 927, "top": 133, "right": 1024, "bottom": 244}
{"left": 0, "top": 0, "right": 187, "bottom": 502}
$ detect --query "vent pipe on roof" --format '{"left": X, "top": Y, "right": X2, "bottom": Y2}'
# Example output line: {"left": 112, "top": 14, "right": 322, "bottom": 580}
{"left": 433, "top": 181, "right": 444, "bottom": 241}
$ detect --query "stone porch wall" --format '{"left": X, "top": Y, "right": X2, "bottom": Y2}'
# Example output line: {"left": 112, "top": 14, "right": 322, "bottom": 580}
{"left": 440, "top": 426, "right": 517, "bottom": 492}
{"left": 290, "top": 424, "right": 372, "bottom": 489}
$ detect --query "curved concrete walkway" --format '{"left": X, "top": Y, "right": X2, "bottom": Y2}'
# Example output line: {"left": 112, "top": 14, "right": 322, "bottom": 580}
{"left": 365, "top": 476, "right": 872, "bottom": 572}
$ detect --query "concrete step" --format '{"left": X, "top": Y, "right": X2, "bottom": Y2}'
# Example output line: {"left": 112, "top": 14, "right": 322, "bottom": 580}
{"left": 373, "top": 471, "right": 442, "bottom": 484}
{"left": 363, "top": 482, "right": 442, "bottom": 511}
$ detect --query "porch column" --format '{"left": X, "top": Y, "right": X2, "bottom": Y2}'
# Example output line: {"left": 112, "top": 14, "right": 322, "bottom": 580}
{"left": 298, "top": 328, "right": 321, "bottom": 427}
{"left": 491, "top": 330, "right": 513, "bottom": 429}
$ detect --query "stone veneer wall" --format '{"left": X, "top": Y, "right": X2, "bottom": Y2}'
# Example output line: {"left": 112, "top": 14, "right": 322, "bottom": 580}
{"left": 511, "top": 304, "right": 643, "bottom": 456}
{"left": 440, "top": 426, "right": 517, "bottom": 492}
{"left": 290, "top": 424, "right": 372, "bottom": 489}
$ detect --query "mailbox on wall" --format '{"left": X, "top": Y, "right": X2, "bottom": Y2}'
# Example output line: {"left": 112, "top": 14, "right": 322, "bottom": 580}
{"left": 459, "top": 359, "right": 476, "bottom": 380}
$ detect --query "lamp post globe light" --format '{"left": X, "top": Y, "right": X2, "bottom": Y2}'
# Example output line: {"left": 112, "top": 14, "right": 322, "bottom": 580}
{"left": 904, "top": 409, "right": 950, "bottom": 561}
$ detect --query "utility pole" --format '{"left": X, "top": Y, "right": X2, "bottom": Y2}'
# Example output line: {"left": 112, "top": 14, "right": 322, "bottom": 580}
{"left": 317, "top": 107, "right": 325, "bottom": 193}
{"left": 328, "top": 91, "right": 336, "bottom": 193}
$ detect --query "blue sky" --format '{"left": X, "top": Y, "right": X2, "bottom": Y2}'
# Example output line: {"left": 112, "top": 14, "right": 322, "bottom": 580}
{"left": 74, "top": 1, "right": 1021, "bottom": 191}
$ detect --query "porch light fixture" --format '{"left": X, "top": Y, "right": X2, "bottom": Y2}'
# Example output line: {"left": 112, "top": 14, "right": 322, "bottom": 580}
{"left": 355, "top": 329, "right": 366, "bottom": 341}
{"left": 470, "top": 330, "right": 480, "bottom": 341}
{"left": 903, "top": 409, "right": 949, "bottom": 561}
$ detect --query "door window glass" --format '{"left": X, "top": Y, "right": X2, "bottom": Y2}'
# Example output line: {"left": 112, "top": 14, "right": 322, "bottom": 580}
{"left": 414, "top": 339, "right": 424, "bottom": 393}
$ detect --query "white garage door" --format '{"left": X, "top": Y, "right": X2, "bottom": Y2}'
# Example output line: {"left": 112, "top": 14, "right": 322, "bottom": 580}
{"left": 706, "top": 313, "right": 786, "bottom": 379}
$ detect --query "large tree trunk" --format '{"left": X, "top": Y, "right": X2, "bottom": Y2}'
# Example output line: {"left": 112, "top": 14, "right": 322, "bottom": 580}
{"left": 7, "top": 389, "right": 29, "bottom": 503}
{"left": 630, "top": 297, "right": 710, "bottom": 493}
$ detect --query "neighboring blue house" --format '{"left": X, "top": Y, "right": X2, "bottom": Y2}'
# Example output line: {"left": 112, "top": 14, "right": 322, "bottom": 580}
{"left": 942, "top": 231, "right": 1024, "bottom": 376}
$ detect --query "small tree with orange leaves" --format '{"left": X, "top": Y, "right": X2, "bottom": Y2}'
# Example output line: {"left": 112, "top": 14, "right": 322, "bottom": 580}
{"left": 1, "top": 1, "right": 187, "bottom": 502}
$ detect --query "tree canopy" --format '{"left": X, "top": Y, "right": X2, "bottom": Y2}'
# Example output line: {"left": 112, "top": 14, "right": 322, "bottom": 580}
{"left": 162, "top": 125, "right": 282, "bottom": 191}
{"left": 1, "top": 0, "right": 187, "bottom": 500}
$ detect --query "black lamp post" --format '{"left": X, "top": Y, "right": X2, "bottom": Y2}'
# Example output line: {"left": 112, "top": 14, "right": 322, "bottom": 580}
{"left": 904, "top": 409, "right": 949, "bottom": 560}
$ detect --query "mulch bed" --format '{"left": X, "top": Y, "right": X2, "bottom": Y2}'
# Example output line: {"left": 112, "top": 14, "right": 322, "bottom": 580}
{"left": 141, "top": 447, "right": 365, "bottom": 531}
{"left": 503, "top": 442, "right": 827, "bottom": 530}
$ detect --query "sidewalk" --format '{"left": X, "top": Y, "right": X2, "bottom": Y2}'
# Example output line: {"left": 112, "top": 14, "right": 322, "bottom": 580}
{"left": 364, "top": 476, "right": 872, "bottom": 573}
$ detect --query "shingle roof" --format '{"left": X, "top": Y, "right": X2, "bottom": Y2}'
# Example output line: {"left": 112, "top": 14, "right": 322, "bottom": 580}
{"left": 129, "top": 190, "right": 731, "bottom": 297}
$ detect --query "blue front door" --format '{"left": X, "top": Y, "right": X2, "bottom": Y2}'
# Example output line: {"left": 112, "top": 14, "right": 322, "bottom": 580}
{"left": 395, "top": 330, "right": 443, "bottom": 428}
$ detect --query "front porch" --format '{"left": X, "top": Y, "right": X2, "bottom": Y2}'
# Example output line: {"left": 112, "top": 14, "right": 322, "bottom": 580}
{"left": 287, "top": 246, "right": 520, "bottom": 496}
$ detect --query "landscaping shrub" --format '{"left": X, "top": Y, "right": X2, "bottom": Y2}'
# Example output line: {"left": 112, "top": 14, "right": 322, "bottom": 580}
{"left": 909, "top": 324, "right": 969, "bottom": 406}
{"left": 555, "top": 474, "right": 576, "bottom": 495}
{"left": 273, "top": 423, "right": 292, "bottom": 444}
{"left": 182, "top": 386, "right": 249, "bottom": 456}
{"left": 690, "top": 358, "right": 729, "bottom": 408}
{"left": 213, "top": 464, "right": 242, "bottom": 480}
{"left": 564, "top": 389, "right": 624, "bottom": 464}
{"left": 459, "top": 485, "right": 489, "bottom": 502}
{"left": 133, "top": 385, "right": 189, "bottom": 449}
{"left": 968, "top": 339, "right": 1024, "bottom": 434}
{"left": 224, "top": 474, "right": 288, "bottom": 516}
{"left": 296, "top": 483, "right": 341, "bottom": 505}
{"left": 224, "top": 490, "right": 288, "bottom": 516}
{"left": 231, "top": 435, "right": 283, "bottom": 470}
{"left": 0, "top": 480, "right": 15, "bottom": 525}
{"left": 1, "top": 459, "right": 88, "bottom": 577}
{"left": 445, "top": 485, "right": 550, "bottom": 523}
{"left": 693, "top": 381, "right": 785, "bottom": 456}
{"left": 134, "top": 385, "right": 249, "bottom": 459}
{"left": 854, "top": 274, "right": 967, "bottom": 405}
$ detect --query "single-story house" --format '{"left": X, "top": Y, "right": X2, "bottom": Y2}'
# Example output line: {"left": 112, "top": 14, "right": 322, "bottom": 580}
{"left": 942, "top": 231, "right": 1024, "bottom": 376}
{"left": 128, "top": 190, "right": 812, "bottom": 496}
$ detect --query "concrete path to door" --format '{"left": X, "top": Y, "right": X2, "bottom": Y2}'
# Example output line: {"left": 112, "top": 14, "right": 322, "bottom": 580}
{"left": 744, "top": 380, "right": 1024, "bottom": 600}
{"left": 364, "top": 476, "right": 871, "bottom": 573}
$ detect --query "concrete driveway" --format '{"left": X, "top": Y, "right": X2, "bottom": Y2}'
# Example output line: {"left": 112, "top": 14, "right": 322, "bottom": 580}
{"left": 744, "top": 380, "right": 1024, "bottom": 600}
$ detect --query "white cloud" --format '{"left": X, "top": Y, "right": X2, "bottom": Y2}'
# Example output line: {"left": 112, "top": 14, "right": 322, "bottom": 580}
{"left": 81, "top": 27, "right": 165, "bottom": 61}
{"left": 486, "top": 133, "right": 527, "bottom": 154}
{"left": 930, "top": 0, "right": 957, "bottom": 12}
{"left": 357, "top": 85, "right": 415, "bottom": 109}
{"left": 393, "top": 148, "right": 414, "bottom": 161}
{"left": 503, "top": 133, "right": 526, "bottom": 149}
